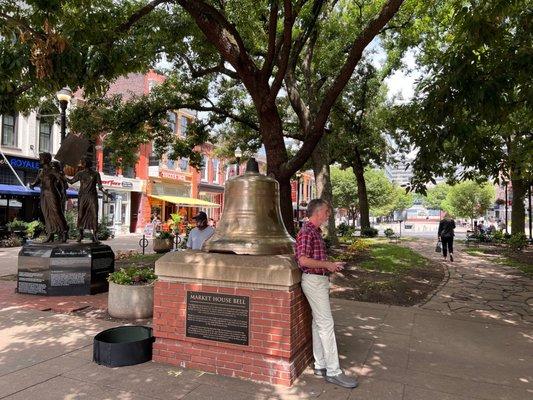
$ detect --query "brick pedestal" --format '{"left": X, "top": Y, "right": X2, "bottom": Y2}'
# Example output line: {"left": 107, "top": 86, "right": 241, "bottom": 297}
{"left": 153, "top": 251, "right": 313, "bottom": 386}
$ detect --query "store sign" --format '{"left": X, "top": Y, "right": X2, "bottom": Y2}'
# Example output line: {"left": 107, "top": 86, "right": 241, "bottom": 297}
{"left": 100, "top": 174, "right": 144, "bottom": 192}
{"left": 0, "top": 156, "right": 40, "bottom": 171}
{"left": 159, "top": 169, "right": 191, "bottom": 182}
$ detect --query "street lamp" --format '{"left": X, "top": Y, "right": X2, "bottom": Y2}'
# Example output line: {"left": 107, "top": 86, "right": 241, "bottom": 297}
{"left": 398, "top": 219, "right": 403, "bottom": 238}
{"left": 295, "top": 171, "right": 302, "bottom": 227}
{"left": 234, "top": 146, "right": 242, "bottom": 175}
{"left": 504, "top": 180, "right": 508, "bottom": 234}
{"left": 56, "top": 86, "right": 72, "bottom": 143}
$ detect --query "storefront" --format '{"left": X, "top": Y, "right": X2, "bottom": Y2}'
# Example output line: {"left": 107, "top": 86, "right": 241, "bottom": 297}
{"left": 0, "top": 155, "right": 41, "bottom": 226}
{"left": 99, "top": 174, "right": 145, "bottom": 234}
{"left": 148, "top": 168, "right": 193, "bottom": 223}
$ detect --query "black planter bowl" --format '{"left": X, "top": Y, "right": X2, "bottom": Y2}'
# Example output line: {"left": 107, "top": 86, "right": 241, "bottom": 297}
{"left": 93, "top": 326, "right": 154, "bottom": 367}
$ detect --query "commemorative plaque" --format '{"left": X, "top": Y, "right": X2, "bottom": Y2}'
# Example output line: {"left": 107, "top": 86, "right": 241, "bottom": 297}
{"left": 186, "top": 291, "right": 249, "bottom": 346}
{"left": 17, "top": 242, "right": 114, "bottom": 296}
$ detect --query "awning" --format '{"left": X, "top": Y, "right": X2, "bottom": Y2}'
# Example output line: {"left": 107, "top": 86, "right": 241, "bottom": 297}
{"left": 0, "top": 184, "right": 78, "bottom": 198}
{"left": 149, "top": 194, "right": 220, "bottom": 208}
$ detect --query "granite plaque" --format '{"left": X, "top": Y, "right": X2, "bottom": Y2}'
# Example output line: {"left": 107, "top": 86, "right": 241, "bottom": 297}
{"left": 186, "top": 291, "right": 249, "bottom": 346}
{"left": 17, "top": 242, "right": 114, "bottom": 296}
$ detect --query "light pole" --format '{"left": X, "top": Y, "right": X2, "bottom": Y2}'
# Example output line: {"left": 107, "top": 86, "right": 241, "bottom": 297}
{"left": 528, "top": 182, "right": 532, "bottom": 240}
{"left": 234, "top": 146, "right": 242, "bottom": 175}
{"left": 504, "top": 180, "right": 508, "bottom": 234}
{"left": 295, "top": 171, "right": 302, "bottom": 227}
{"left": 398, "top": 219, "right": 403, "bottom": 238}
{"left": 56, "top": 86, "right": 72, "bottom": 143}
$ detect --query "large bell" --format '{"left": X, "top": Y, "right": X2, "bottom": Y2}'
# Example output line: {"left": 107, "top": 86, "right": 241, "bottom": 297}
{"left": 202, "top": 159, "right": 295, "bottom": 255}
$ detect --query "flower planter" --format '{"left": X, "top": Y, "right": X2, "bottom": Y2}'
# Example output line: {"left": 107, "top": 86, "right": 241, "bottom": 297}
{"left": 108, "top": 281, "right": 154, "bottom": 319}
{"left": 93, "top": 326, "right": 154, "bottom": 367}
{"left": 153, "top": 238, "right": 173, "bottom": 253}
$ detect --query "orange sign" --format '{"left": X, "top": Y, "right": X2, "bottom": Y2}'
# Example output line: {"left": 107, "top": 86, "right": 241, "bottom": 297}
{"left": 160, "top": 169, "right": 192, "bottom": 182}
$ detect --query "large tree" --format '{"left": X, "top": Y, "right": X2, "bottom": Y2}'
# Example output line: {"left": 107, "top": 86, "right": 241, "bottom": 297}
{"left": 398, "top": 0, "right": 532, "bottom": 235}
{"left": 1, "top": 0, "right": 408, "bottom": 233}
{"left": 442, "top": 181, "right": 495, "bottom": 228}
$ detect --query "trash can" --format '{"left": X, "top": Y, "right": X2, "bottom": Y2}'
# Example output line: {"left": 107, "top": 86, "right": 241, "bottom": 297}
{"left": 93, "top": 326, "right": 154, "bottom": 367}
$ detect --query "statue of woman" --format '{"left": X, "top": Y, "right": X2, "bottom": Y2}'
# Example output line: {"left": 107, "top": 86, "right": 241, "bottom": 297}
{"left": 66, "top": 158, "right": 109, "bottom": 243}
{"left": 29, "top": 152, "right": 68, "bottom": 243}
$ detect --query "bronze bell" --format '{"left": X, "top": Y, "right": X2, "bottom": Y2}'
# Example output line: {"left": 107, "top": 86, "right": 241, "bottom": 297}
{"left": 202, "top": 159, "right": 295, "bottom": 255}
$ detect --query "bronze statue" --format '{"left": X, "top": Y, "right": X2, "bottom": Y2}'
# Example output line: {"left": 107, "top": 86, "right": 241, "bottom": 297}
{"left": 51, "top": 161, "right": 68, "bottom": 214}
{"left": 66, "top": 158, "right": 109, "bottom": 243}
{"left": 29, "top": 152, "right": 68, "bottom": 243}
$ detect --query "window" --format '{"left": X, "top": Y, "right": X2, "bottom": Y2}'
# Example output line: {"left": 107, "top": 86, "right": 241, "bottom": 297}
{"left": 103, "top": 147, "right": 116, "bottom": 175}
{"left": 39, "top": 118, "right": 53, "bottom": 152}
{"left": 1, "top": 114, "right": 17, "bottom": 147}
{"left": 212, "top": 159, "right": 220, "bottom": 183}
{"left": 167, "top": 112, "right": 176, "bottom": 134}
{"left": 123, "top": 165, "right": 135, "bottom": 178}
{"left": 180, "top": 116, "right": 188, "bottom": 137}
{"left": 149, "top": 143, "right": 160, "bottom": 166}
{"left": 200, "top": 155, "right": 209, "bottom": 181}
{"left": 178, "top": 158, "right": 189, "bottom": 172}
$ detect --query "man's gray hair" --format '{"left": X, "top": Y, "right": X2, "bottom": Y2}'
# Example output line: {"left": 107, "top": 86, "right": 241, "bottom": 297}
{"left": 306, "top": 198, "right": 330, "bottom": 217}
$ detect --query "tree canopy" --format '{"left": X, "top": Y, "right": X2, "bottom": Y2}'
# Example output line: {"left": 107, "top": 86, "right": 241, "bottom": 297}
{"left": 442, "top": 180, "right": 495, "bottom": 224}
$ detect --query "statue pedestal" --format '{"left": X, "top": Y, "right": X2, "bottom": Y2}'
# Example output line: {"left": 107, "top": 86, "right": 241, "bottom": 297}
{"left": 153, "top": 251, "right": 313, "bottom": 386}
{"left": 17, "top": 242, "right": 114, "bottom": 296}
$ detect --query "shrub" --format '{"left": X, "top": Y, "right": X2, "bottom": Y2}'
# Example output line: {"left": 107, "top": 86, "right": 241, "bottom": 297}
{"left": 179, "top": 224, "right": 193, "bottom": 249}
{"left": 347, "top": 239, "right": 371, "bottom": 254}
{"left": 508, "top": 233, "right": 527, "bottom": 251}
{"left": 96, "top": 218, "right": 112, "bottom": 240}
{"left": 361, "top": 227, "right": 378, "bottom": 237}
{"left": 6, "top": 218, "right": 28, "bottom": 233}
{"left": 108, "top": 266, "right": 157, "bottom": 285}
{"left": 26, "top": 220, "right": 44, "bottom": 238}
{"left": 1, "top": 234, "right": 23, "bottom": 247}
{"left": 384, "top": 228, "right": 395, "bottom": 238}
{"left": 65, "top": 210, "right": 78, "bottom": 239}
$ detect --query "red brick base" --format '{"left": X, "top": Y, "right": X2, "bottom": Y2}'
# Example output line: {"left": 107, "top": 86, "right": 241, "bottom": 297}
{"left": 152, "top": 282, "right": 313, "bottom": 386}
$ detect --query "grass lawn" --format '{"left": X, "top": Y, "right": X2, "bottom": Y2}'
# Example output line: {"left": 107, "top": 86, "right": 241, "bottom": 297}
{"left": 330, "top": 239, "right": 443, "bottom": 306}
{"left": 463, "top": 247, "right": 532, "bottom": 277}
{"left": 359, "top": 242, "right": 429, "bottom": 273}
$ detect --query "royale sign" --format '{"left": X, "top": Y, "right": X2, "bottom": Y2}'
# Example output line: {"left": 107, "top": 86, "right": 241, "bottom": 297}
{"left": 0, "top": 156, "right": 40, "bottom": 171}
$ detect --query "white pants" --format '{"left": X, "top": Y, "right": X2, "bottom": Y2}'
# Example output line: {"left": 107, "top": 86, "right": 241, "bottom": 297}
{"left": 301, "top": 273, "right": 342, "bottom": 377}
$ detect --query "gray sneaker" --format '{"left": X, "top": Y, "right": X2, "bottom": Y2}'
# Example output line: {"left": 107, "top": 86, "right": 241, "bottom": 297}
{"left": 326, "top": 372, "right": 358, "bottom": 388}
{"left": 313, "top": 368, "right": 327, "bottom": 377}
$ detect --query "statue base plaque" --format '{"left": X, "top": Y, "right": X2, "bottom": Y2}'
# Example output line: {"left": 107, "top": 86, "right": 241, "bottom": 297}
{"left": 153, "top": 251, "right": 313, "bottom": 386}
{"left": 17, "top": 242, "right": 115, "bottom": 296}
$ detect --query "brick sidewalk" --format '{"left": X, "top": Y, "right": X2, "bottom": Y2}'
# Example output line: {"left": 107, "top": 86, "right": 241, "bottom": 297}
{"left": 0, "top": 281, "right": 107, "bottom": 313}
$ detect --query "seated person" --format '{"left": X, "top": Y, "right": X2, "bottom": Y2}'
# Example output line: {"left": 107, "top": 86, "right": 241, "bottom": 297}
{"left": 186, "top": 211, "right": 215, "bottom": 250}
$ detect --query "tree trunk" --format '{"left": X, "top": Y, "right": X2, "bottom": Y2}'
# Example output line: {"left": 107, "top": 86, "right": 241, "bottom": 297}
{"left": 352, "top": 148, "right": 370, "bottom": 229}
{"left": 258, "top": 104, "right": 294, "bottom": 235}
{"left": 510, "top": 177, "right": 526, "bottom": 235}
{"left": 311, "top": 139, "right": 339, "bottom": 245}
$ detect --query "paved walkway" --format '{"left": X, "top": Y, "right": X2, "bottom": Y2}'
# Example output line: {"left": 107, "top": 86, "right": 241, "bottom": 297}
{"left": 404, "top": 239, "right": 533, "bottom": 326}
{"left": 0, "top": 300, "right": 532, "bottom": 400}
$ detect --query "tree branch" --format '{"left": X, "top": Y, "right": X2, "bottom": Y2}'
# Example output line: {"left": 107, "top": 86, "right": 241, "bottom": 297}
{"left": 176, "top": 0, "right": 260, "bottom": 92}
{"left": 285, "top": 70, "right": 311, "bottom": 133}
{"left": 285, "top": 0, "right": 405, "bottom": 176}
{"left": 261, "top": 0, "right": 279, "bottom": 78}
{"left": 269, "top": 0, "right": 294, "bottom": 99}
{"left": 116, "top": 0, "right": 170, "bottom": 33}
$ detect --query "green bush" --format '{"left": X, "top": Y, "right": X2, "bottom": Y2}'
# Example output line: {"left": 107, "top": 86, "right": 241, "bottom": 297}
{"left": 65, "top": 209, "right": 78, "bottom": 239}
{"left": 97, "top": 217, "right": 112, "bottom": 240}
{"left": 384, "top": 228, "right": 395, "bottom": 238}
{"left": 179, "top": 225, "right": 193, "bottom": 249}
{"left": 108, "top": 266, "right": 157, "bottom": 285}
{"left": 26, "top": 220, "right": 44, "bottom": 238}
{"left": 508, "top": 233, "right": 527, "bottom": 251}
{"left": 1, "top": 234, "right": 23, "bottom": 247}
{"left": 361, "top": 227, "right": 378, "bottom": 237}
{"left": 6, "top": 218, "right": 28, "bottom": 233}
{"left": 491, "top": 230, "right": 504, "bottom": 242}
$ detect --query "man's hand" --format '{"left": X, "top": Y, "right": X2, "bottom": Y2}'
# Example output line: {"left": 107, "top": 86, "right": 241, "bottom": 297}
{"left": 328, "top": 261, "right": 346, "bottom": 272}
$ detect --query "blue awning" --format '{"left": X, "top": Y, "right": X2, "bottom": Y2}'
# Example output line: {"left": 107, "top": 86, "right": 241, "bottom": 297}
{"left": 0, "top": 184, "right": 78, "bottom": 198}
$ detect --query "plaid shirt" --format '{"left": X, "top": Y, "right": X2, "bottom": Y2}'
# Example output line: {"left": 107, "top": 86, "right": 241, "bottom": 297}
{"left": 295, "top": 221, "right": 329, "bottom": 275}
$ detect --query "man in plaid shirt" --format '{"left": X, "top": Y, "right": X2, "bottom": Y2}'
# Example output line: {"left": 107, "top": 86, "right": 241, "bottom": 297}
{"left": 296, "top": 199, "right": 358, "bottom": 389}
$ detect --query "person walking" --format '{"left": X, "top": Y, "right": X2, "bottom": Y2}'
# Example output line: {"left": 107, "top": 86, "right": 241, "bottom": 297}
{"left": 438, "top": 212, "right": 456, "bottom": 261}
{"left": 186, "top": 211, "right": 215, "bottom": 250}
{"left": 295, "top": 199, "right": 358, "bottom": 389}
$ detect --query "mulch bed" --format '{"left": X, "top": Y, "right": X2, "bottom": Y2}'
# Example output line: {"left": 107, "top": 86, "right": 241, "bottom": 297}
{"left": 329, "top": 249, "right": 445, "bottom": 307}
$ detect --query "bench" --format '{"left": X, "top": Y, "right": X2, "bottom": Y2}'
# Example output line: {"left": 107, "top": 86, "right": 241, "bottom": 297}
{"left": 387, "top": 234, "right": 400, "bottom": 243}
{"left": 465, "top": 231, "right": 480, "bottom": 246}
